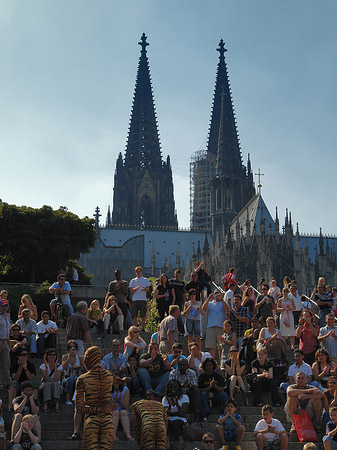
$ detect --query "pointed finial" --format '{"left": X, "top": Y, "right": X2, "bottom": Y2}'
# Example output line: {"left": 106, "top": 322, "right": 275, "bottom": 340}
{"left": 275, "top": 206, "right": 278, "bottom": 220}
{"left": 217, "top": 39, "right": 227, "bottom": 58}
{"left": 254, "top": 168, "right": 264, "bottom": 195}
{"left": 138, "top": 33, "right": 149, "bottom": 52}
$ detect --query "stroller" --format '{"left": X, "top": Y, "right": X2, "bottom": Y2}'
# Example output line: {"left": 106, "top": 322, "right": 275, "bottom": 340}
{"left": 265, "top": 338, "right": 288, "bottom": 383}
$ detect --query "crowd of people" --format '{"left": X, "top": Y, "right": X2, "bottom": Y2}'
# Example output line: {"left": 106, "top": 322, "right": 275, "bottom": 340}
{"left": 0, "top": 264, "right": 337, "bottom": 449}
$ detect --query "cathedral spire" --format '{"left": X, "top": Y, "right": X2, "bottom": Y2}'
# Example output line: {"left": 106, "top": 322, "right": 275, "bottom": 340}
{"left": 124, "top": 33, "right": 162, "bottom": 169}
{"left": 112, "top": 34, "right": 177, "bottom": 229}
{"left": 207, "top": 39, "right": 243, "bottom": 175}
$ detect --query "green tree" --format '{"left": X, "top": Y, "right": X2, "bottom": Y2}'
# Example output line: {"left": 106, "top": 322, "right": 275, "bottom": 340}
{"left": 0, "top": 202, "right": 96, "bottom": 283}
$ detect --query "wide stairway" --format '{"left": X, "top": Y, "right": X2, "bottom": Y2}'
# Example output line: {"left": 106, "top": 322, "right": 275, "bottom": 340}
{"left": 1, "top": 328, "right": 324, "bottom": 449}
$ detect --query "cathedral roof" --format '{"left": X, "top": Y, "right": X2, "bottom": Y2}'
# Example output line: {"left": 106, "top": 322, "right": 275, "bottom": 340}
{"left": 230, "top": 193, "right": 275, "bottom": 240}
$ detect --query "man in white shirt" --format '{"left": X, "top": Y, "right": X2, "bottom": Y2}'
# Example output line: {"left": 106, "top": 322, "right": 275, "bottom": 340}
{"left": 36, "top": 311, "right": 58, "bottom": 357}
{"left": 268, "top": 278, "right": 281, "bottom": 301}
{"left": 16, "top": 309, "right": 37, "bottom": 356}
{"left": 318, "top": 313, "right": 337, "bottom": 363}
{"left": 129, "top": 266, "right": 151, "bottom": 330}
{"left": 224, "top": 283, "right": 235, "bottom": 310}
{"left": 280, "top": 349, "right": 318, "bottom": 391}
{"left": 289, "top": 283, "right": 302, "bottom": 327}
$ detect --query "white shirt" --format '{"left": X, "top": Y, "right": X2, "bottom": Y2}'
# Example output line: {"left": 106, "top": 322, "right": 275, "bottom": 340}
{"left": 129, "top": 276, "right": 151, "bottom": 301}
{"left": 37, "top": 319, "right": 58, "bottom": 336}
{"left": 289, "top": 293, "right": 302, "bottom": 311}
{"left": 268, "top": 286, "right": 281, "bottom": 300}
{"left": 254, "top": 418, "right": 285, "bottom": 441}
{"left": 224, "top": 290, "right": 234, "bottom": 308}
{"left": 288, "top": 361, "right": 313, "bottom": 382}
{"left": 162, "top": 394, "right": 189, "bottom": 422}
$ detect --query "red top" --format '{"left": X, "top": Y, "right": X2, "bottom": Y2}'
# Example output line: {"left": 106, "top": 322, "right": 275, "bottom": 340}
{"left": 298, "top": 323, "right": 320, "bottom": 354}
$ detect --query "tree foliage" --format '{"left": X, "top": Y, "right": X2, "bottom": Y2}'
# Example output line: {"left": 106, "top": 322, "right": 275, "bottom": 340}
{"left": 0, "top": 202, "right": 97, "bottom": 283}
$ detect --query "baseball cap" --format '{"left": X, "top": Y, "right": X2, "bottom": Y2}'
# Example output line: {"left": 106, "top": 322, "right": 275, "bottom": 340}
{"left": 0, "top": 299, "right": 9, "bottom": 306}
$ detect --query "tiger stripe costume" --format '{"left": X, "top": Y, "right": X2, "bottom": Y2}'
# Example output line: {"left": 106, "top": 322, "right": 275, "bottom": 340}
{"left": 75, "top": 346, "right": 115, "bottom": 450}
{"left": 129, "top": 399, "right": 167, "bottom": 450}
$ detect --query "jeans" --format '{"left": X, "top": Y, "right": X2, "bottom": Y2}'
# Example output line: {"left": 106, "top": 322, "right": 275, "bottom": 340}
{"left": 63, "top": 376, "right": 78, "bottom": 395}
{"left": 251, "top": 378, "right": 282, "bottom": 406}
{"left": 200, "top": 390, "right": 229, "bottom": 415}
{"left": 12, "top": 445, "right": 42, "bottom": 450}
{"left": 280, "top": 380, "right": 319, "bottom": 392}
{"left": 37, "top": 333, "right": 57, "bottom": 357}
{"left": 27, "top": 334, "right": 37, "bottom": 354}
{"left": 138, "top": 368, "right": 170, "bottom": 395}
{"left": 319, "top": 309, "right": 330, "bottom": 327}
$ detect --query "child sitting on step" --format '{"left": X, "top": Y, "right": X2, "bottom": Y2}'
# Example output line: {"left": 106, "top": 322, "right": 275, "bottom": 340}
{"left": 254, "top": 404, "right": 288, "bottom": 450}
{"left": 215, "top": 398, "right": 245, "bottom": 450}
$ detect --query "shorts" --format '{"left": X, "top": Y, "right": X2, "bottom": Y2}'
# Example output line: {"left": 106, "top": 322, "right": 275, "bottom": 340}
{"left": 284, "top": 400, "right": 314, "bottom": 423}
{"left": 323, "top": 436, "right": 337, "bottom": 450}
{"left": 264, "top": 439, "right": 279, "bottom": 450}
{"left": 205, "top": 326, "right": 223, "bottom": 350}
{"left": 186, "top": 318, "right": 201, "bottom": 336}
{"left": 131, "top": 301, "right": 147, "bottom": 318}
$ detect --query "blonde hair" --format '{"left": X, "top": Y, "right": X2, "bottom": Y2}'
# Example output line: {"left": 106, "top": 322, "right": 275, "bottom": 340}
{"left": 318, "top": 277, "right": 325, "bottom": 285}
{"left": 22, "top": 414, "right": 34, "bottom": 422}
{"left": 88, "top": 299, "right": 100, "bottom": 312}
{"left": 21, "top": 294, "right": 35, "bottom": 307}
{"left": 103, "top": 294, "right": 117, "bottom": 309}
{"left": 128, "top": 326, "right": 139, "bottom": 339}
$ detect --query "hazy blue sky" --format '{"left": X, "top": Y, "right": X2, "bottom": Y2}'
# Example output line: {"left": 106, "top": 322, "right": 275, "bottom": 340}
{"left": 1, "top": 1, "right": 336, "bottom": 234}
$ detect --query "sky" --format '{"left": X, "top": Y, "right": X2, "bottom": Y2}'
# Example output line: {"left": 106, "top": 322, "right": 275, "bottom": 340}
{"left": 1, "top": 1, "right": 337, "bottom": 235}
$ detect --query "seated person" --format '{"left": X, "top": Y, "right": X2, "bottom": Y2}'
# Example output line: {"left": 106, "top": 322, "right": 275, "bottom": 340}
{"left": 280, "top": 349, "right": 318, "bottom": 392}
{"left": 216, "top": 398, "right": 245, "bottom": 450}
{"left": 162, "top": 380, "right": 189, "bottom": 450}
{"left": 111, "top": 375, "right": 134, "bottom": 442}
{"left": 324, "top": 376, "right": 337, "bottom": 425}
{"left": 223, "top": 346, "right": 248, "bottom": 406}
{"left": 8, "top": 348, "right": 37, "bottom": 413}
{"left": 167, "top": 342, "right": 187, "bottom": 369}
{"left": 257, "top": 316, "right": 282, "bottom": 351}
{"left": 123, "top": 326, "right": 146, "bottom": 358}
{"left": 86, "top": 300, "right": 104, "bottom": 339}
{"left": 61, "top": 340, "right": 86, "bottom": 405}
{"left": 312, "top": 348, "right": 337, "bottom": 392}
{"left": 169, "top": 358, "right": 201, "bottom": 421}
{"left": 250, "top": 348, "right": 282, "bottom": 407}
{"left": 102, "top": 339, "right": 127, "bottom": 376}
{"left": 187, "top": 342, "right": 212, "bottom": 376}
{"left": 0, "top": 399, "right": 5, "bottom": 450}
{"left": 198, "top": 357, "right": 228, "bottom": 419}
{"left": 126, "top": 353, "right": 141, "bottom": 396}
{"left": 16, "top": 309, "right": 37, "bottom": 356}
{"left": 323, "top": 405, "right": 337, "bottom": 450}
{"left": 36, "top": 311, "right": 58, "bottom": 358}
{"left": 39, "top": 348, "right": 63, "bottom": 412}
{"left": 254, "top": 404, "right": 288, "bottom": 450}
{"left": 285, "top": 371, "right": 323, "bottom": 433}
{"left": 10, "top": 324, "right": 28, "bottom": 365}
{"left": 11, "top": 414, "right": 41, "bottom": 450}
{"left": 138, "top": 342, "right": 171, "bottom": 396}
{"left": 102, "top": 294, "right": 123, "bottom": 334}
{"left": 11, "top": 381, "right": 41, "bottom": 442}
{"left": 18, "top": 295, "right": 38, "bottom": 321}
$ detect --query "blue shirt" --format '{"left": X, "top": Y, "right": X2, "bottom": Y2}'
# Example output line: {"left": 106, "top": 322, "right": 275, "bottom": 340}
{"left": 207, "top": 300, "right": 227, "bottom": 328}
{"left": 103, "top": 352, "right": 127, "bottom": 373}
{"left": 167, "top": 354, "right": 187, "bottom": 369}
{"left": 50, "top": 281, "right": 71, "bottom": 305}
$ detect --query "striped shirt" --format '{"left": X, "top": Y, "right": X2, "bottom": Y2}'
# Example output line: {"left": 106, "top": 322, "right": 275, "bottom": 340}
{"left": 0, "top": 312, "right": 11, "bottom": 340}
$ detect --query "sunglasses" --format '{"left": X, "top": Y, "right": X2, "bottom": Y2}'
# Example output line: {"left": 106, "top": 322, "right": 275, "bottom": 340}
{"left": 20, "top": 354, "right": 29, "bottom": 357}
{"left": 230, "top": 350, "right": 239, "bottom": 353}
{"left": 203, "top": 440, "right": 214, "bottom": 444}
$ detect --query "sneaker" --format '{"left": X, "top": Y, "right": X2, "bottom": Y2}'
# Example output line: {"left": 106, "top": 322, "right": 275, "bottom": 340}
{"left": 97, "top": 335, "right": 103, "bottom": 340}
{"left": 314, "top": 423, "right": 321, "bottom": 433}
{"left": 235, "top": 446, "right": 242, "bottom": 450}
{"left": 221, "top": 445, "right": 229, "bottom": 450}
{"left": 290, "top": 424, "right": 296, "bottom": 433}
{"left": 65, "top": 401, "right": 73, "bottom": 406}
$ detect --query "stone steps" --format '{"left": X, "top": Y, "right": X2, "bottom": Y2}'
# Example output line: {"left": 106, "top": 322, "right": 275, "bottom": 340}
{"left": 1, "top": 329, "right": 325, "bottom": 450}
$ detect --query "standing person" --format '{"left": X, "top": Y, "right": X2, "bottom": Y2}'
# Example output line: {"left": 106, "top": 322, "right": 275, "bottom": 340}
{"left": 289, "top": 283, "right": 302, "bottom": 328}
{"left": 229, "top": 294, "right": 253, "bottom": 349}
{"left": 241, "top": 287, "right": 256, "bottom": 314}
{"left": 16, "top": 309, "right": 37, "bottom": 357}
{"left": 277, "top": 287, "right": 296, "bottom": 349}
{"left": 268, "top": 278, "right": 282, "bottom": 301}
{"left": 295, "top": 310, "right": 320, "bottom": 365}
{"left": 129, "top": 266, "right": 151, "bottom": 330}
{"left": 255, "top": 285, "right": 276, "bottom": 321}
{"left": 154, "top": 274, "right": 176, "bottom": 322}
{"left": 75, "top": 346, "right": 117, "bottom": 450}
{"left": 202, "top": 291, "right": 228, "bottom": 359}
{"left": 318, "top": 313, "right": 337, "bottom": 363}
{"left": 224, "top": 284, "right": 236, "bottom": 311}
{"left": 312, "top": 284, "right": 333, "bottom": 328}
{"left": 108, "top": 269, "right": 132, "bottom": 329}
{"left": 158, "top": 305, "right": 180, "bottom": 354}
{"left": 36, "top": 311, "right": 58, "bottom": 357}
{"left": 130, "top": 390, "right": 168, "bottom": 450}
{"left": 186, "top": 272, "right": 205, "bottom": 303}
{"left": 222, "top": 268, "right": 237, "bottom": 291}
{"left": 66, "top": 301, "right": 92, "bottom": 357}
{"left": 0, "top": 298, "right": 11, "bottom": 388}
{"left": 49, "top": 273, "right": 74, "bottom": 318}
{"left": 183, "top": 289, "right": 204, "bottom": 348}
{"left": 194, "top": 260, "right": 212, "bottom": 296}
{"left": 169, "top": 269, "right": 186, "bottom": 335}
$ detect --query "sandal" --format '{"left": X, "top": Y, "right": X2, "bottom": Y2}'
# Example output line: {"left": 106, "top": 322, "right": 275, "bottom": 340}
{"left": 68, "top": 433, "right": 80, "bottom": 441}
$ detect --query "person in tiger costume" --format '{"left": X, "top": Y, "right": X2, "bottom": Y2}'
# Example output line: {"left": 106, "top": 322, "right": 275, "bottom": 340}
{"left": 75, "top": 346, "right": 117, "bottom": 450}
{"left": 130, "top": 390, "right": 168, "bottom": 450}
